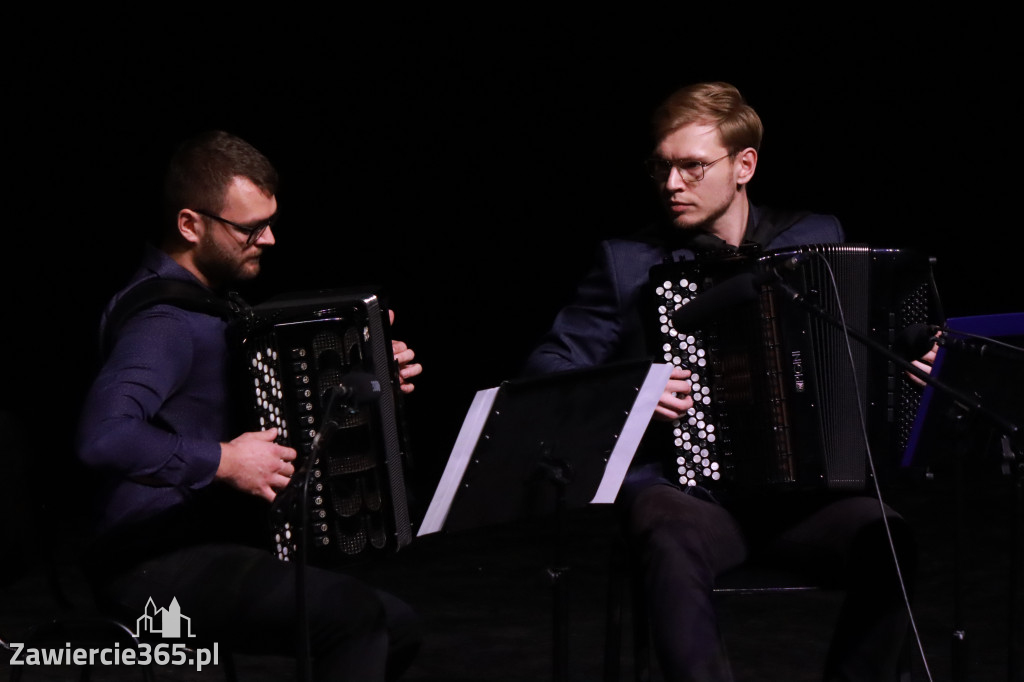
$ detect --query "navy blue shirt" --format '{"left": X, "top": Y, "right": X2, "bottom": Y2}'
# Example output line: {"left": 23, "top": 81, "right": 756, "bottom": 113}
{"left": 76, "top": 245, "right": 231, "bottom": 539}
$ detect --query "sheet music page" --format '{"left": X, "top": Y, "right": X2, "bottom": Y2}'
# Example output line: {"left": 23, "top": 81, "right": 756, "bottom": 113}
{"left": 416, "top": 386, "right": 501, "bottom": 536}
{"left": 591, "top": 362, "right": 674, "bottom": 504}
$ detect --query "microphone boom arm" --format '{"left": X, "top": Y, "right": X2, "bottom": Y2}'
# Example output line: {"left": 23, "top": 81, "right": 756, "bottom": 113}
{"left": 770, "top": 279, "right": 1020, "bottom": 440}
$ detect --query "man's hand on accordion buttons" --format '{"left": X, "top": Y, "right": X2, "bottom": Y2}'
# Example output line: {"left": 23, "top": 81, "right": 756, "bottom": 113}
{"left": 908, "top": 341, "right": 939, "bottom": 387}
{"left": 216, "top": 428, "right": 297, "bottom": 502}
{"left": 389, "top": 309, "right": 422, "bottom": 394}
{"left": 654, "top": 366, "right": 694, "bottom": 422}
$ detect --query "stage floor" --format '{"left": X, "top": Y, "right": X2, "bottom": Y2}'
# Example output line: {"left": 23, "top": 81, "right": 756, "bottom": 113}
{"left": 2, "top": 464, "right": 1017, "bottom": 682}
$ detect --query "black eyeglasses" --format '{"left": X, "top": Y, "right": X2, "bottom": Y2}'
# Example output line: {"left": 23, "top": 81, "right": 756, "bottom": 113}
{"left": 194, "top": 209, "right": 279, "bottom": 246}
{"left": 644, "top": 153, "right": 733, "bottom": 183}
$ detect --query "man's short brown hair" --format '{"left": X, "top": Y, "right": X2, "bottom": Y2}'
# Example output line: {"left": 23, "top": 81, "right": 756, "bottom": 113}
{"left": 162, "top": 130, "right": 279, "bottom": 231}
{"left": 651, "top": 82, "right": 763, "bottom": 153}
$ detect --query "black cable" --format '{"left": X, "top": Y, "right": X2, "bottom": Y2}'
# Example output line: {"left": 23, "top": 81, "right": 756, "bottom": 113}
{"left": 786, "top": 251, "right": 936, "bottom": 682}
{"left": 294, "top": 392, "right": 343, "bottom": 682}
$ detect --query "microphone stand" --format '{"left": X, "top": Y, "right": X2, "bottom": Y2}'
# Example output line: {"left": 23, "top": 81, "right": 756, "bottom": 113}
{"left": 1005, "top": 433, "right": 1023, "bottom": 682}
{"left": 292, "top": 380, "right": 384, "bottom": 682}
{"left": 293, "top": 390, "right": 349, "bottom": 682}
{"left": 768, "top": 274, "right": 1022, "bottom": 682}
{"left": 530, "top": 444, "right": 574, "bottom": 682}
{"left": 294, "top": 424, "right": 330, "bottom": 682}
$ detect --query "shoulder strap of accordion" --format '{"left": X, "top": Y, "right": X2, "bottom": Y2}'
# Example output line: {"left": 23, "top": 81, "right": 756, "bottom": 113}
{"left": 101, "top": 278, "right": 245, "bottom": 358}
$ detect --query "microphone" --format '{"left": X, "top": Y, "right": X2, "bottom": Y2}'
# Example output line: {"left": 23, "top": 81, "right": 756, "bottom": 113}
{"left": 938, "top": 331, "right": 1022, "bottom": 360}
{"left": 670, "top": 271, "right": 768, "bottom": 331}
{"left": 893, "top": 323, "right": 941, "bottom": 361}
{"left": 669, "top": 254, "right": 812, "bottom": 331}
{"left": 320, "top": 371, "right": 383, "bottom": 407}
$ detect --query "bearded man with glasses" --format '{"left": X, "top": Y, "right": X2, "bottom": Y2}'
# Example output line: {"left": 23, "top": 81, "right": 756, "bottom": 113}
{"left": 76, "top": 130, "right": 423, "bottom": 681}
{"left": 524, "top": 82, "right": 923, "bottom": 681}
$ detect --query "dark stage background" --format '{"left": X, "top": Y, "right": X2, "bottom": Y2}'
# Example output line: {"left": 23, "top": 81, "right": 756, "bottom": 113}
{"left": 7, "top": 19, "right": 1018, "bottom": 496}
{"left": 3, "top": 15, "right": 1021, "bottom": 680}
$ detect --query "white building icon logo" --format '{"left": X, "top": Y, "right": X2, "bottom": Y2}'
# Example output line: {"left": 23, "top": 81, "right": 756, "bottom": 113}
{"left": 131, "top": 597, "right": 196, "bottom": 639}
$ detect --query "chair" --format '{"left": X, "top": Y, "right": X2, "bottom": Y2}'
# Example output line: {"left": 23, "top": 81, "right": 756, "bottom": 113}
{"left": 0, "top": 409, "right": 237, "bottom": 682}
{"left": 0, "top": 407, "right": 150, "bottom": 682}
{"left": 602, "top": 530, "right": 917, "bottom": 682}
{"left": 602, "top": 531, "right": 821, "bottom": 682}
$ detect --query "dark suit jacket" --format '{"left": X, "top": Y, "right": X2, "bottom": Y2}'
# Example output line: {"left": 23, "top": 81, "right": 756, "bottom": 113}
{"left": 521, "top": 203, "right": 845, "bottom": 500}
{"left": 523, "top": 203, "right": 845, "bottom": 376}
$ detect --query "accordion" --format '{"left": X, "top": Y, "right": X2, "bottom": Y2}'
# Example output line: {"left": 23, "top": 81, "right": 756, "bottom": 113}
{"left": 234, "top": 288, "right": 412, "bottom": 566}
{"left": 647, "top": 243, "right": 936, "bottom": 493}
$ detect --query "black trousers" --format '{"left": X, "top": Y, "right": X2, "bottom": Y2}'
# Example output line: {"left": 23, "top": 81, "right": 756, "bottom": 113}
{"left": 88, "top": 543, "right": 421, "bottom": 682}
{"left": 627, "top": 484, "right": 916, "bottom": 682}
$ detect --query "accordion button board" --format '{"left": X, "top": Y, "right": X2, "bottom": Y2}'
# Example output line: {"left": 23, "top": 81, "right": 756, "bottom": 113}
{"left": 237, "top": 288, "right": 412, "bottom": 567}
{"left": 647, "top": 244, "right": 936, "bottom": 494}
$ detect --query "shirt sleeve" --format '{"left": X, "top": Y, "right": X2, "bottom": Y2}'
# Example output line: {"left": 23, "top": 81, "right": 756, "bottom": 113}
{"left": 76, "top": 306, "right": 221, "bottom": 489}
{"left": 522, "top": 241, "right": 627, "bottom": 376}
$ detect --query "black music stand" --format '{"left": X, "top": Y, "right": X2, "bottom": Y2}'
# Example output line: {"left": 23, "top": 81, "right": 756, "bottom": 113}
{"left": 901, "top": 313, "right": 1024, "bottom": 682}
{"left": 418, "top": 359, "right": 674, "bottom": 682}
{"left": 765, "top": 268, "right": 1023, "bottom": 681}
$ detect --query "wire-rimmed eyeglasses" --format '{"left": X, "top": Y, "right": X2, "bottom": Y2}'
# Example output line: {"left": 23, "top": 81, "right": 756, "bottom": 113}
{"left": 644, "top": 153, "right": 733, "bottom": 183}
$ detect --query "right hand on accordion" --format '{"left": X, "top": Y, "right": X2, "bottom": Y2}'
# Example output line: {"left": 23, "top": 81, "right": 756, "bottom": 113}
{"left": 389, "top": 309, "right": 423, "bottom": 394}
{"left": 654, "top": 366, "right": 694, "bottom": 422}
{"left": 216, "top": 427, "right": 298, "bottom": 502}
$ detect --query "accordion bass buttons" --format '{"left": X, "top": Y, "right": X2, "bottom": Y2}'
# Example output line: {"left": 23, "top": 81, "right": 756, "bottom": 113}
{"left": 244, "top": 293, "right": 414, "bottom": 564}
{"left": 653, "top": 274, "right": 725, "bottom": 488}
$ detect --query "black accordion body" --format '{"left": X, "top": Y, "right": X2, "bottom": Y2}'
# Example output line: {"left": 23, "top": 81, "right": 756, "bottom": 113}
{"left": 234, "top": 288, "right": 412, "bottom": 566}
{"left": 647, "top": 243, "right": 935, "bottom": 493}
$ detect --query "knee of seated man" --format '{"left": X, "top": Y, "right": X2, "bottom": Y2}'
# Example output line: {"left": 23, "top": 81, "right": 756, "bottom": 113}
{"left": 852, "top": 515, "right": 918, "bottom": 577}
{"left": 307, "top": 574, "right": 388, "bottom": 638}
{"left": 834, "top": 498, "right": 916, "bottom": 557}
{"left": 629, "top": 485, "right": 727, "bottom": 552}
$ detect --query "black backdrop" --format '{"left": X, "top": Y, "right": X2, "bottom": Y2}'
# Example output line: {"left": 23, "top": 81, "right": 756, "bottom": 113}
{"left": 4, "top": 15, "right": 1018, "bottom": 517}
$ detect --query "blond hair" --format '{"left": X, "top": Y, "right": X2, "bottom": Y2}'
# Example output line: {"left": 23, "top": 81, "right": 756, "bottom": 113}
{"left": 651, "top": 82, "right": 763, "bottom": 152}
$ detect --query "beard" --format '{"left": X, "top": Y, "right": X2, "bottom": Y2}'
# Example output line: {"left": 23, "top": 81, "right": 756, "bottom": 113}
{"left": 195, "top": 233, "right": 262, "bottom": 289}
